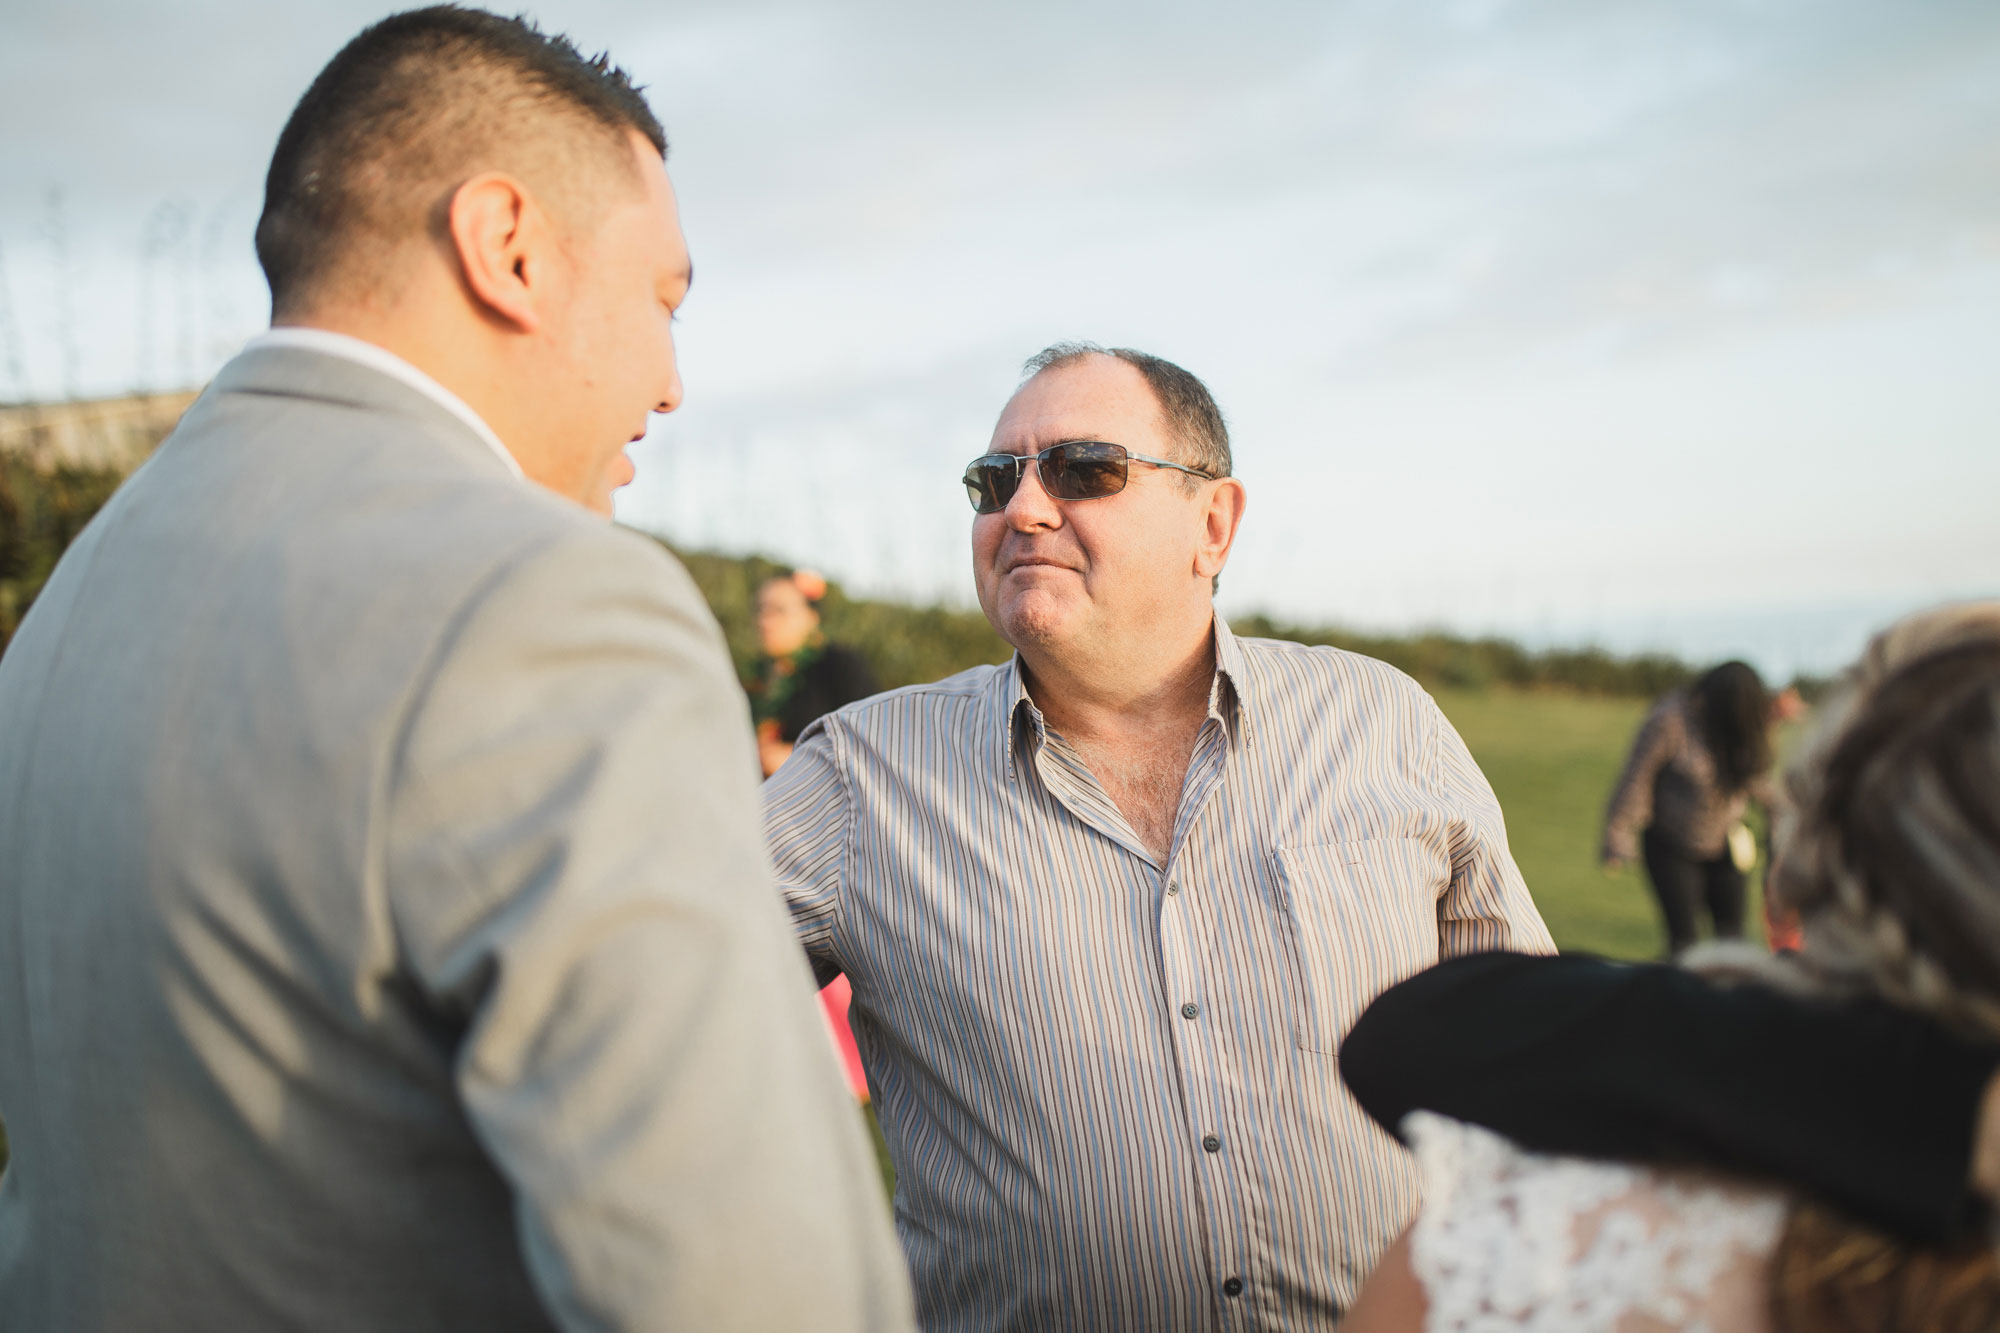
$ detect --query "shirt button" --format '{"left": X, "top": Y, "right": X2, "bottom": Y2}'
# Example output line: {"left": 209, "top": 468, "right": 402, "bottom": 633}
{"left": 1223, "top": 1277, "right": 1244, "bottom": 1297}
{"left": 1181, "top": 1002, "right": 1200, "bottom": 1020}
{"left": 1166, "top": 881, "right": 1180, "bottom": 895}
{"left": 1202, "top": 1134, "right": 1222, "bottom": 1153}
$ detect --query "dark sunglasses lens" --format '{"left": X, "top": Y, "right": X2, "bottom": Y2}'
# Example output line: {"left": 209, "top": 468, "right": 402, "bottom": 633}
{"left": 963, "top": 457, "right": 1018, "bottom": 513}
{"left": 1044, "top": 442, "right": 1129, "bottom": 500}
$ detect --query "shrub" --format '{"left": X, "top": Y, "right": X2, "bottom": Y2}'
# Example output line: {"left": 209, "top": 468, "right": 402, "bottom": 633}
{"left": 0, "top": 457, "right": 129, "bottom": 652}
{"left": 669, "top": 545, "right": 1010, "bottom": 691}
{"left": 0, "top": 469, "right": 1714, "bottom": 702}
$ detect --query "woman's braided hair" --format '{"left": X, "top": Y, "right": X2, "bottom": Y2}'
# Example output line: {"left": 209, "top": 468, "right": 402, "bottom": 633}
{"left": 1694, "top": 601, "right": 2000, "bottom": 1332}
{"left": 1762, "top": 600, "right": 2000, "bottom": 1040}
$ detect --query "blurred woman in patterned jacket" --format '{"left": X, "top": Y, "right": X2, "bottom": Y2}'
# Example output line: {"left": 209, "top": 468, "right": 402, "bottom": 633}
{"left": 1602, "top": 661, "right": 1781, "bottom": 955}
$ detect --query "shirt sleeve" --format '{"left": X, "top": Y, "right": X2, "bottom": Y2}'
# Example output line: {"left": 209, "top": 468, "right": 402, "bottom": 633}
{"left": 1424, "top": 697, "right": 1557, "bottom": 959}
{"left": 384, "top": 526, "right": 912, "bottom": 1333}
{"left": 762, "top": 717, "right": 852, "bottom": 987}
{"left": 1601, "top": 700, "right": 1675, "bottom": 862}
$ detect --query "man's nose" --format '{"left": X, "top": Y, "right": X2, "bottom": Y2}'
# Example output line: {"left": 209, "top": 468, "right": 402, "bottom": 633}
{"left": 1004, "top": 459, "right": 1061, "bottom": 530}
{"left": 654, "top": 363, "right": 685, "bottom": 416}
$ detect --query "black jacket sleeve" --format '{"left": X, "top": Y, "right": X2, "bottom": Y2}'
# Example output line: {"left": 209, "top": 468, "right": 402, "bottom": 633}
{"left": 777, "top": 645, "right": 882, "bottom": 743}
{"left": 1338, "top": 951, "right": 2000, "bottom": 1243}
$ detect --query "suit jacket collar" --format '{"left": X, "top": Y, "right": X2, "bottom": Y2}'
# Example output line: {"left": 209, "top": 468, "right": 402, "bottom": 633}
{"left": 209, "top": 341, "right": 522, "bottom": 484}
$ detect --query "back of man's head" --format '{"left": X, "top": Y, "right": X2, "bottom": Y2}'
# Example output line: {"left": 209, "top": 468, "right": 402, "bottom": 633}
{"left": 255, "top": 5, "right": 666, "bottom": 317}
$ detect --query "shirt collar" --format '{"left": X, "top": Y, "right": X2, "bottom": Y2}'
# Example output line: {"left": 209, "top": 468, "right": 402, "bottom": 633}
{"left": 999, "top": 659, "right": 1036, "bottom": 784}
{"left": 1210, "top": 615, "right": 1256, "bottom": 747}
{"left": 241, "top": 327, "right": 525, "bottom": 481}
{"left": 1001, "top": 614, "right": 1255, "bottom": 783}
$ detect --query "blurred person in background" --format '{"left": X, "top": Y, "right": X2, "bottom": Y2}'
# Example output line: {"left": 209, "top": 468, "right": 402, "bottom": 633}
{"left": 0, "top": 9, "right": 911, "bottom": 1331}
{"left": 1343, "top": 601, "right": 2000, "bottom": 1331}
{"left": 763, "top": 340, "right": 1554, "bottom": 1329}
{"left": 1602, "top": 660, "right": 1781, "bottom": 955}
{"left": 748, "top": 567, "right": 880, "bottom": 1102}
{"left": 751, "top": 567, "right": 879, "bottom": 779}
{"left": 1762, "top": 685, "right": 1813, "bottom": 951}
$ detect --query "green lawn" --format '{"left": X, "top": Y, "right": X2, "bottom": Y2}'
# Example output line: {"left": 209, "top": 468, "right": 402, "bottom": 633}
{"left": 1433, "top": 686, "right": 1769, "bottom": 960}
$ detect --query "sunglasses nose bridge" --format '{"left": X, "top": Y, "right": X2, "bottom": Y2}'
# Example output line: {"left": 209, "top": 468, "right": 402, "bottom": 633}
{"left": 1007, "top": 452, "right": 1053, "bottom": 510}
{"left": 994, "top": 451, "right": 1074, "bottom": 526}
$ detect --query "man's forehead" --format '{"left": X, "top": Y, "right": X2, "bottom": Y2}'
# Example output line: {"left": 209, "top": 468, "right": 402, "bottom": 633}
{"left": 990, "top": 357, "right": 1163, "bottom": 451}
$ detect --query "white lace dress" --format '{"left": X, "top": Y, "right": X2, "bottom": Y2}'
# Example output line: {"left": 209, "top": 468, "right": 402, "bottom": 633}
{"left": 1404, "top": 1112, "right": 1790, "bottom": 1333}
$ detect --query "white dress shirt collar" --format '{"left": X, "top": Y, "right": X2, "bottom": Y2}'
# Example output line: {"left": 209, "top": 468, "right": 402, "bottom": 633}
{"left": 242, "top": 327, "right": 524, "bottom": 480}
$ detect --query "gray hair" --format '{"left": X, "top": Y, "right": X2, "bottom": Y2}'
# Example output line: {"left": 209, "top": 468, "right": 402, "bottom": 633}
{"left": 1021, "top": 341, "right": 1232, "bottom": 488}
{"left": 1687, "top": 600, "right": 2000, "bottom": 1041}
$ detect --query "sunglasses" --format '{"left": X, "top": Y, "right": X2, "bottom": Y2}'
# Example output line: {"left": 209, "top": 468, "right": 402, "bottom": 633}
{"left": 962, "top": 441, "right": 1215, "bottom": 514}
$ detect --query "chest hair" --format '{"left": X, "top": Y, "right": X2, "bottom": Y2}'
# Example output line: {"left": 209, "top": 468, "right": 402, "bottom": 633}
{"left": 1065, "top": 730, "right": 1200, "bottom": 864}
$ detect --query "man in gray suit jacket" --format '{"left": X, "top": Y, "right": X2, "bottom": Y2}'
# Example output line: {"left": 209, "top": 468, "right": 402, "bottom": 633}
{"left": 0, "top": 10, "right": 913, "bottom": 1331}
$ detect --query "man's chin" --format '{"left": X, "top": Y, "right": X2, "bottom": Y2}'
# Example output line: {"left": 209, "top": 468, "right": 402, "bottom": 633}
{"left": 586, "top": 448, "right": 638, "bottom": 516}
{"left": 603, "top": 447, "right": 638, "bottom": 493}
{"left": 996, "top": 591, "right": 1079, "bottom": 653}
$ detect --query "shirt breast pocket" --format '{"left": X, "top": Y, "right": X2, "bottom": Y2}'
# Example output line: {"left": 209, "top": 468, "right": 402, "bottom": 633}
{"left": 1274, "top": 838, "right": 1447, "bottom": 1054}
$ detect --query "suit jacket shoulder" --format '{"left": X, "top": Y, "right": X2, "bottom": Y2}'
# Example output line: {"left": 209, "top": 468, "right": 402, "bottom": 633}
{"left": 0, "top": 345, "right": 914, "bottom": 1331}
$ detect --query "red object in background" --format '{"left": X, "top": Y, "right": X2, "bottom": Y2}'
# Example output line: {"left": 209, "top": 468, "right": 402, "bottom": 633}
{"left": 1765, "top": 901, "right": 1804, "bottom": 953}
{"left": 820, "top": 974, "right": 868, "bottom": 1101}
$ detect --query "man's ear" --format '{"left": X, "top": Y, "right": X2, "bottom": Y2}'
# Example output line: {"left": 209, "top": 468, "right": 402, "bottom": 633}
{"left": 1194, "top": 477, "right": 1248, "bottom": 581}
{"left": 446, "top": 172, "right": 550, "bottom": 333}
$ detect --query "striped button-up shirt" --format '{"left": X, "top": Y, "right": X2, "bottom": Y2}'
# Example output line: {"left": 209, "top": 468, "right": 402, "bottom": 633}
{"left": 764, "top": 618, "right": 1554, "bottom": 1331}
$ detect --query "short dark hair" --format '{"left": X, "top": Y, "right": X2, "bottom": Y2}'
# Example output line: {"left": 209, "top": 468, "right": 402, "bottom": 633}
{"left": 255, "top": 6, "right": 666, "bottom": 312}
{"left": 1021, "top": 341, "right": 1232, "bottom": 484}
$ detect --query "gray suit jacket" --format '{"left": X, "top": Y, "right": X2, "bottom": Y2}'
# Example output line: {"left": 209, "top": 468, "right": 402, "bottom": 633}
{"left": 0, "top": 345, "right": 914, "bottom": 1331}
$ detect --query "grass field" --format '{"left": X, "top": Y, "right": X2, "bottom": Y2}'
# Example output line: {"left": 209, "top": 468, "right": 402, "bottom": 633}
{"left": 1434, "top": 686, "right": 1770, "bottom": 960}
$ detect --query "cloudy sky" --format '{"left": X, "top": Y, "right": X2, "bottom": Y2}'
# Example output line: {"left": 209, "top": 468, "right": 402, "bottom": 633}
{"left": 4, "top": 0, "right": 1995, "bottom": 674}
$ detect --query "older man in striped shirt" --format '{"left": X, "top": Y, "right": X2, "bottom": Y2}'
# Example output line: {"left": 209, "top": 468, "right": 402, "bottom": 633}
{"left": 764, "top": 342, "right": 1555, "bottom": 1331}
